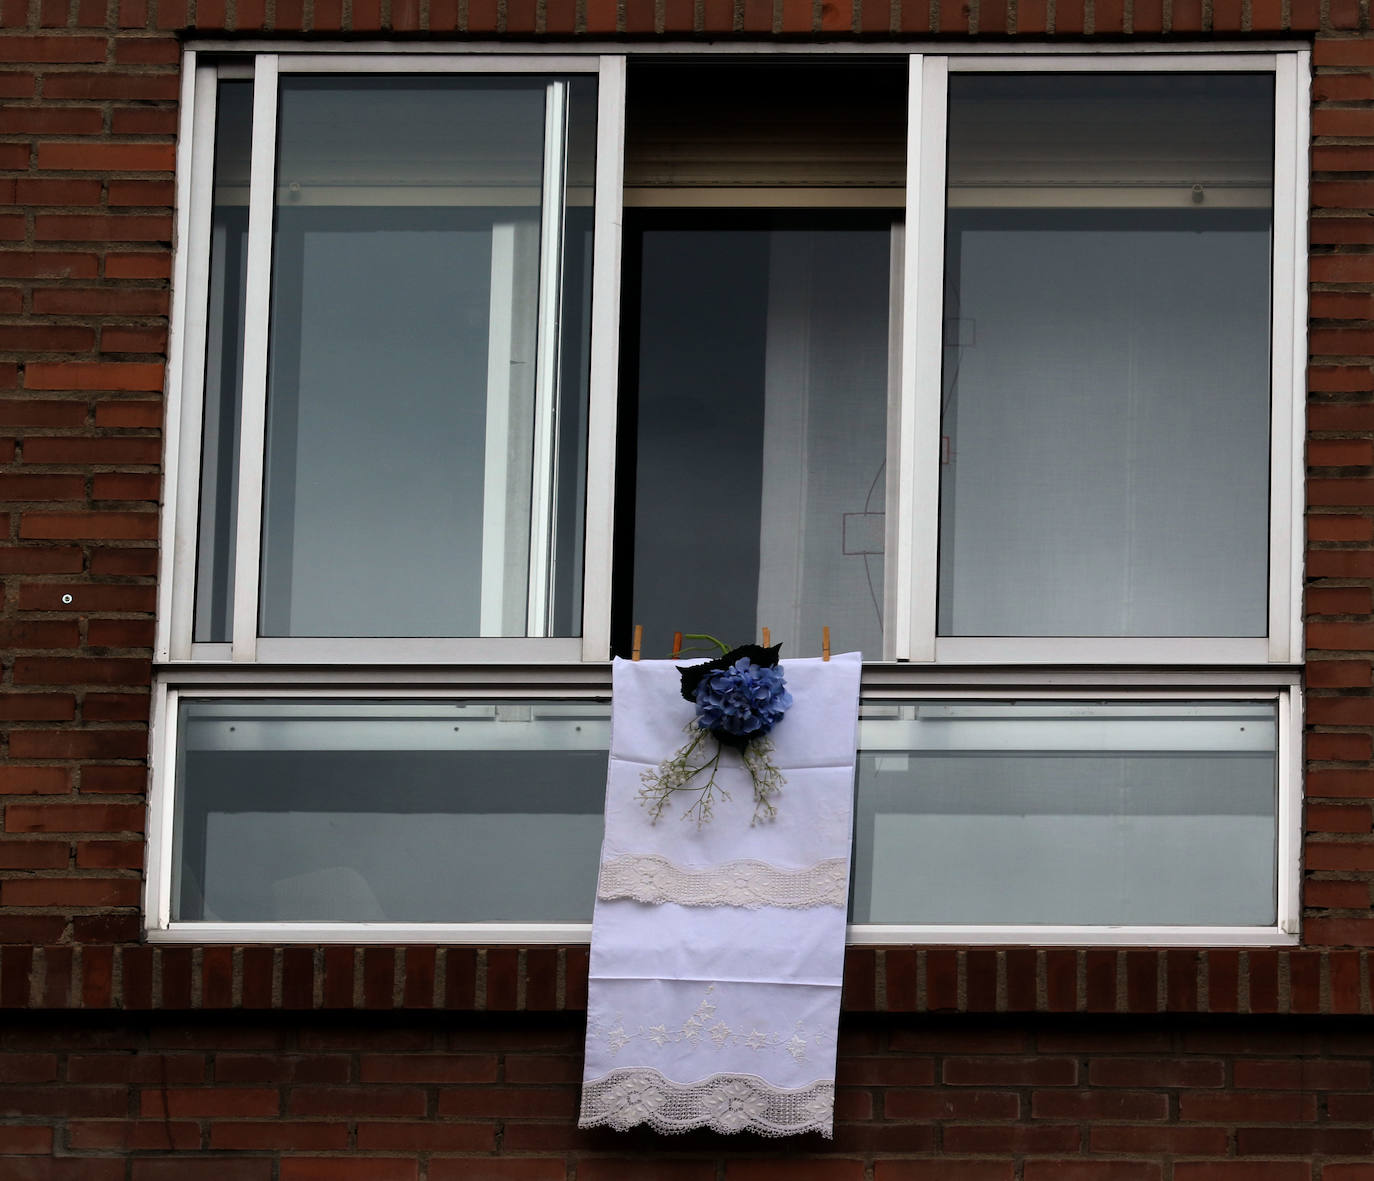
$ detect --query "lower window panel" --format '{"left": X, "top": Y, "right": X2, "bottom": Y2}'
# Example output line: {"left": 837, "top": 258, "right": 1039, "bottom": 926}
{"left": 853, "top": 701, "right": 1278, "bottom": 927}
{"left": 173, "top": 700, "right": 611, "bottom": 923}
{"left": 168, "top": 696, "right": 1279, "bottom": 930}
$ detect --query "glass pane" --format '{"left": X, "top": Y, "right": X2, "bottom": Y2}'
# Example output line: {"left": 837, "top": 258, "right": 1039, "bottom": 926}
{"left": 172, "top": 699, "right": 609, "bottom": 922}
{"left": 851, "top": 700, "right": 1278, "bottom": 926}
{"left": 630, "top": 222, "right": 891, "bottom": 659}
{"left": 938, "top": 75, "right": 1275, "bottom": 638}
{"left": 259, "top": 76, "right": 596, "bottom": 638}
{"left": 193, "top": 80, "right": 253, "bottom": 643}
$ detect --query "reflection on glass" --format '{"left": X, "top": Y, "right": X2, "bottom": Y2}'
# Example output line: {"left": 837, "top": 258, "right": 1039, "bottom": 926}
{"left": 172, "top": 699, "right": 610, "bottom": 922}
{"left": 259, "top": 76, "right": 596, "bottom": 638}
{"left": 631, "top": 223, "right": 890, "bottom": 659}
{"left": 937, "top": 75, "right": 1275, "bottom": 638}
{"left": 193, "top": 80, "right": 253, "bottom": 643}
{"left": 851, "top": 700, "right": 1278, "bottom": 926}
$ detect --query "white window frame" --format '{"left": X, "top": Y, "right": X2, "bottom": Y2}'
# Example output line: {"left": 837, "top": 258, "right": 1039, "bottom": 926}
{"left": 144, "top": 668, "right": 1301, "bottom": 945}
{"left": 151, "top": 43, "right": 1309, "bottom": 946}
{"left": 899, "top": 50, "right": 1309, "bottom": 667}
{"left": 159, "top": 51, "right": 627, "bottom": 667}
{"left": 162, "top": 45, "right": 1308, "bottom": 670}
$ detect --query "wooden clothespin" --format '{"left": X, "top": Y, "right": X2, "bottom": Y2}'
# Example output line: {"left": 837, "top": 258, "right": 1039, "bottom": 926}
{"left": 822, "top": 626, "right": 831, "bottom": 662}
{"left": 632, "top": 624, "right": 643, "bottom": 662}
{"left": 761, "top": 627, "right": 770, "bottom": 648}
{"left": 671, "top": 631, "right": 683, "bottom": 659}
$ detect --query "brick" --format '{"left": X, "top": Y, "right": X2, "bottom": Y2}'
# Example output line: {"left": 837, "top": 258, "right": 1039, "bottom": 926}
{"left": 944, "top": 1124, "right": 1080, "bottom": 1154}
{"left": 0, "top": 1085, "right": 127, "bottom": 1118}
{"left": 114, "top": 37, "right": 181, "bottom": 64}
{"left": 0, "top": 691, "right": 77, "bottom": 719}
{"left": 1314, "top": 40, "right": 1374, "bottom": 66}
{"left": 288, "top": 1086, "right": 426, "bottom": 1118}
{"left": 0, "top": 107, "right": 103, "bottom": 134}
{"left": 5, "top": 430, "right": 162, "bottom": 464}
{"left": 132, "top": 1162, "right": 272, "bottom": 1181}
{"left": 141, "top": 1087, "right": 280, "bottom": 1118}
{"left": 19, "top": 583, "right": 156, "bottom": 611}
{"left": 215, "top": 1054, "right": 350, "bottom": 1084}
{"left": 24, "top": 362, "right": 165, "bottom": 391}
{"left": 927, "top": 949, "right": 958, "bottom": 1011}
{"left": 42, "top": 73, "right": 180, "bottom": 101}
{"left": 945, "top": 1056, "right": 1077, "bottom": 1086}
{"left": 10, "top": 727, "right": 147, "bottom": 762}
{"left": 359, "top": 1053, "right": 498, "bottom": 1083}
{"left": 210, "top": 1122, "right": 352, "bottom": 1150}
{"left": 0, "top": 1053, "right": 58, "bottom": 1082}
{"left": 1088, "top": 1057, "right": 1225, "bottom": 1087}
{"left": 1032, "top": 1089, "right": 1169, "bottom": 1120}
{"left": 1307, "top": 662, "right": 1373, "bottom": 689}
{"left": 81, "top": 767, "right": 148, "bottom": 795}
{"left": 0, "top": 841, "right": 69, "bottom": 868}
{"left": 1308, "top": 585, "right": 1374, "bottom": 613}
{"left": 0, "top": 546, "right": 82, "bottom": 573}
{"left": 102, "top": 326, "right": 169, "bottom": 353}
{"left": 0, "top": 473, "right": 86, "bottom": 499}
{"left": 1306, "top": 842, "right": 1374, "bottom": 870}
{"left": 1023, "top": 1167, "right": 1160, "bottom": 1181}
{"left": 0, "top": 764, "right": 71, "bottom": 793}
{"left": 0, "top": 1161, "right": 125, "bottom": 1180}
{"left": 876, "top": 1165, "right": 1013, "bottom": 1181}
{"left": 726, "top": 1167, "right": 864, "bottom": 1181}
{"left": 1308, "top": 802, "right": 1373, "bottom": 831}
{"left": 1238, "top": 1126, "right": 1373, "bottom": 1155}
{"left": 884, "top": 1088, "right": 1019, "bottom": 1120}
{"left": 356, "top": 1122, "right": 495, "bottom": 1151}
{"left": 1174, "top": 1167, "right": 1310, "bottom": 1181}
{"left": 20, "top": 512, "right": 158, "bottom": 540}
{"left": 1311, "top": 439, "right": 1374, "bottom": 467}
{"left": 1, "top": 877, "right": 140, "bottom": 906}
{"left": 4, "top": 803, "right": 143, "bottom": 833}
{"left": 67, "top": 1120, "right": 199, "bottom": 1150}
{"left": 0, "top": 36, "right": 108, "bottom": 61}
{"left": 105, "top": 252, "right": 170, "bottom": 279}
{"left": 1308, "top": 733, "right": 1372, "bottom": 761}
{"left": 0, "top": 324, "right": 95, "bottom": 350}
{"left": 1181, "top": 1091, "right": 1317, "bottom": 1122}
{"left": 83, "top": 691, "right": 153, "bottom": 720}
{"left": 436, "top": 1086, "right": 577, "bottom": 1119}
{"left": 0, "top": 1125, "right": 53, "bottom": 1154}
{"left": 13, "top": 657, "right": 151, "bottom": 685}
{"left": 76, "top": 840, "right": 143, "bottom": 868}
{"left": 34, "top": 287, "right": 169, "bottom": 315}
{"left": 1236, "top": 1057, "right": 1372, "bottom": 1090}
{"left": 430, "top": 1163, "right": 566, "bottom": 1181}
{"left": 94, "top": 399, "right": 161, "bottom": 427}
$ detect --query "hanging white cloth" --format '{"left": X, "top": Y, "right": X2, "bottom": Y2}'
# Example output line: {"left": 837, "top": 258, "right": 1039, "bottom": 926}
{"left": 580, "top": 652, "right": 862, "bottom": 1137}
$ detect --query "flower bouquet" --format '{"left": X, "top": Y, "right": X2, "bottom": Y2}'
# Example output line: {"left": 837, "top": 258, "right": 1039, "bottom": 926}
{"left": 638, "top": 639, "right": 793, "bottom": 827}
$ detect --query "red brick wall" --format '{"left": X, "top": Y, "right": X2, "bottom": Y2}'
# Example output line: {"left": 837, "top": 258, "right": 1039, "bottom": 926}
{"left": 1, "top": 8, "right": 1372, "bottom": 974}
{"left": 2, "top": 1012, "right": 1373, "bottom": 1177}
{"left": 3, "top": 0, "right": 1374, "bottom": 1174}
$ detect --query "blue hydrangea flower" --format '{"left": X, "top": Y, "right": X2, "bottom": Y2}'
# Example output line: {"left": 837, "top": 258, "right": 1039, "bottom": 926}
{"left": 692, "top": 657, "right": 793, "bottom": 745}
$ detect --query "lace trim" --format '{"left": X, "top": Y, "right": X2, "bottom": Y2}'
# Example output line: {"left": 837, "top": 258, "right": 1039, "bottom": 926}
{"left": 597, "top": 853, "right": 848, "bottom": 909}
{"left": 580, "top": 1067, "right": 834, "bottom": 1137}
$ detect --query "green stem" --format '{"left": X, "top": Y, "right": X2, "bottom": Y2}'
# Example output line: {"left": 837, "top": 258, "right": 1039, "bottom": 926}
{"left": 681, "top": 633, "right": 730, "bottom": 656}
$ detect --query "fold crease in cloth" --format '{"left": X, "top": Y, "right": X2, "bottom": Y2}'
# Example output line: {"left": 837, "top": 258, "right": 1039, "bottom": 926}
{"left": 581, "top": 653, "right": 862, "bottom": 1138}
